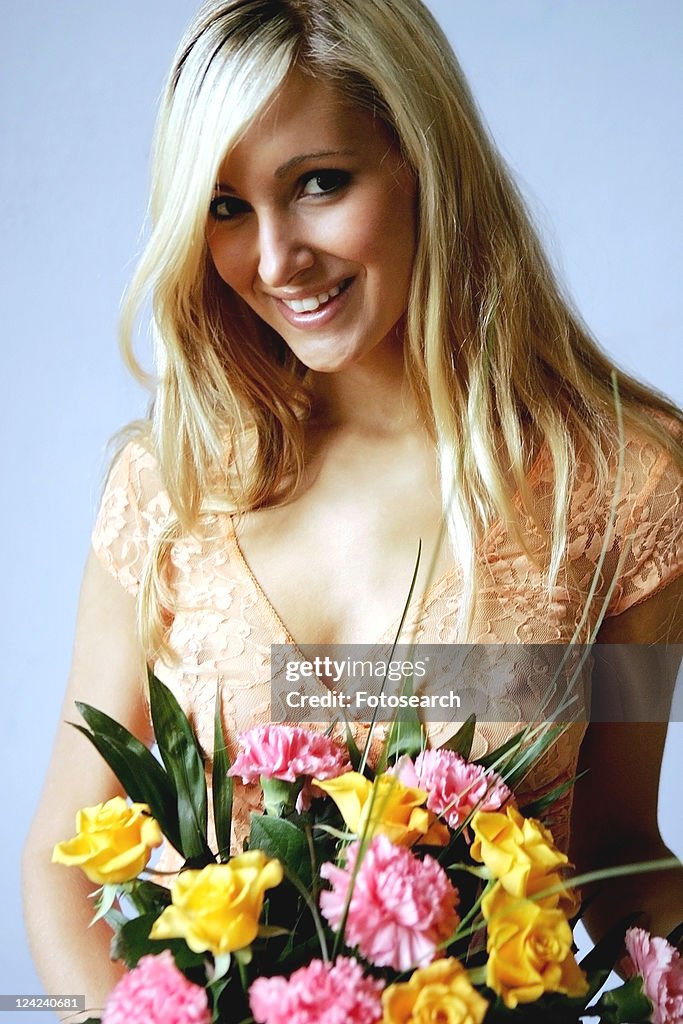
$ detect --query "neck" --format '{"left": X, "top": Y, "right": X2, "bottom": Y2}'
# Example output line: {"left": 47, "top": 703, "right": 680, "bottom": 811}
{"left": 307, "top": 332, "right": 423, "bottom": 437}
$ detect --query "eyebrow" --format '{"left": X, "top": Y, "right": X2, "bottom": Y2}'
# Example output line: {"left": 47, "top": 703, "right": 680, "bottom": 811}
{"left": 215, "top": 149, "right": 355, "bottom": 191}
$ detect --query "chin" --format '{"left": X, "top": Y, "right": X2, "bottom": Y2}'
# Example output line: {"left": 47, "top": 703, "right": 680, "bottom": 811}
{"left": 288, "top": 330, "right": 395, "bottom": 374}
{"left": 289, "top": 343, "right": 364, "bottom": 374}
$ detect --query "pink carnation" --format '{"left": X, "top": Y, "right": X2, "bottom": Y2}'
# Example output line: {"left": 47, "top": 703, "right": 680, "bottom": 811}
{"left": 320, "top": 835, "right": 459, "bottom": 971}
{"left": 229, "top": 725, "right": 350, "bottom": 784}
{"left": 102, "top": 951, "right": 210, "bottom": 1024}
{"left": 625, "top": 927, "right": 683, "bottom": 1024}
{"left": 394, "top": 750, "right": 511, "bottom": 829}
{"left": 249, "top": 957, "right": 383, "bottom": 1024}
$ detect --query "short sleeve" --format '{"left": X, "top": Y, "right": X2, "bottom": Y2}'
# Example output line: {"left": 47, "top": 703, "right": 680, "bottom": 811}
{"left": 92, "top": 441, "right": 172, "bottom": 597}
{"left": 605, "top": 430, "right": 683, "bottom": 618}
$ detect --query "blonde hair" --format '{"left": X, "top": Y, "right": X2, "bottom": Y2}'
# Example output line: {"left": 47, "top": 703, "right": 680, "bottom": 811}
{"left": 120, "top": 0, "right": 683, "bottom": 659}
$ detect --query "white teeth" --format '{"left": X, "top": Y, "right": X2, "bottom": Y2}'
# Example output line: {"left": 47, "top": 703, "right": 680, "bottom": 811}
{"left": 282, "top": 282, "right": 343, "bottom": 313}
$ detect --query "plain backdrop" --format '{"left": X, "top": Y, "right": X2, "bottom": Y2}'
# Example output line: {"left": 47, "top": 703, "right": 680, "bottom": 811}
{"left": 3, "top": 2, "right": 681, "bottom": 1017}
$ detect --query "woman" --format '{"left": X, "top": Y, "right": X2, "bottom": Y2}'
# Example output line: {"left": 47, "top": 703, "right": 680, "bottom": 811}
{"left": 23, "top": 0, "right": 682, "bottom": 1016}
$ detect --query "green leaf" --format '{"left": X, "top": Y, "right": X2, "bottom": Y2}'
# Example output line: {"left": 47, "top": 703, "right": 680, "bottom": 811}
{"left": 444, "top": 863, "right": 491, "bottom": 880}
{"left": 345, "top": 722, "right": 363, "bottom": 772}
{"left": 111, "top": 913, "right": 204, "bottom": 971}
{"left": 440, "top": 714, "right": 476, "bottom": 759}
{"left": 475, "top": 727, "right": 528, "bottom": 769}
{"left": 498, "top": 723, "right": 565, "bottom": 789}
{"left": 109, "top": 913, "right": 157, "bottom": 967}
{"left": 123, "top": 879, "right": 171, "bottom": 916}
{"left": 148, "top": 670, "right": 212, "bottom": 862}
{"left": 466, "top": 965, "right": 486, "bottom": 986}
{"left": 211, "top": 974, "right": 238, "bottom": 1024}
{"left": 212, "top": 687, "right": 233, "bottom": 863}
{"left": 595, "top": 975, "right": 653, "bottom": 1023}
{"left": 257, "top": 924, "right": 291, "bottom": 938}
{"left": 520, "top": 769, "right": 588, "bottom": 819}
{"left": 75, "top": 702, "right": 174, "bottom": 799}
{"left": 70, "top": 720, "right": 183, "bottom": 853}
{"left": 381, "top": 694, "right": 425, "bottom": 767}
{"left": 90, "top": 884, "right": 119, "bottom": 926}
{"left": 275, "top": 928, "right": 330, "bottom": 971}
{"left": 249, "top": 814, "right": 312, "bottom": 888}
{"left": 385, "top": 717, "right": 425, "bottom": 766}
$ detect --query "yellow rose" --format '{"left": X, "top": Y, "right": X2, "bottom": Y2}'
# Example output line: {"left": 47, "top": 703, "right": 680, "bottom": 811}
{"left": 51, "top": 797, "right": 162, "bottom": 885}
{"left": 482, "top": 884, "right": 588, "bottom": 1008}
{"left": 382, "top": 958, "right": 488, "bottom": 1024}
{"left": 150, "top": 852, "right": 283, "bottom": 955}
{"left": 314, "top": 772, "right": 448, "bottom": 847}
{"left": 470, "top": 806, "right": 573, "bottom": 909}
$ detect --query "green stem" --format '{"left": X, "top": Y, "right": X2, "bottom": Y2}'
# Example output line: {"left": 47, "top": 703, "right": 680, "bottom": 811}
{"left": 454, "top": 857, "right": 680, "bottom": 944}
{"left": 360, "top": 541, "right": 422, "bottom": 775}
{"left": 285, "top": 867, "right": 329, "bottom": 963}
{"left": 467, "top": 966, "right": 487, "bottom": 985}
{"left": 237, "top": 956, "right": 248, "bottom": 993}
{"left": 456, "top": 879, "right": 493, "bottom": 936}
{"left": 305, "top": 823, "right": 319, "bottom": 904}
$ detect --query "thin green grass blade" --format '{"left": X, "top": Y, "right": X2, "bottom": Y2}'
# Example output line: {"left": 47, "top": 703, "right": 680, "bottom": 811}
{"left": 520, "top": 769, "right": 589, "bottom": 819}
{"left": 475, "top": 726, "right": 528, "bottom": 769}
{"left": 498, "top": 723, "right": 566, "bottom": 788}
{"left": 363, "top": 541, "right": 422, "bottom": 775}
{"left": 212, "top": 686, "right": 233, "bottom": 863}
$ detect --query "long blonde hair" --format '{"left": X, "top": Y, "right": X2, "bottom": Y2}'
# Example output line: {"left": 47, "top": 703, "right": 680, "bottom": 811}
{"left": 120, "top": 0, "right": 682, "bottom": 658}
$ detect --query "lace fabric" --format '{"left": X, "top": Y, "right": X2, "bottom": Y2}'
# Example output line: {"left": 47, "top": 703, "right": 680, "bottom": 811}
{"left": 92, "top": 425, "right": 682, "bottom": 868}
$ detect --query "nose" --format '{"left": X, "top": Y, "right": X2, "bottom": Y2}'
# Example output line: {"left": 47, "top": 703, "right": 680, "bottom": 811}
{"left": 256, "top": 211, "right": 315, "bottom": 288}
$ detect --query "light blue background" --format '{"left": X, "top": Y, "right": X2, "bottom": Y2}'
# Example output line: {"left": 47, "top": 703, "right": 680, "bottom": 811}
{"left": 3, "top": 2, "right": 681, "bottom": 1017}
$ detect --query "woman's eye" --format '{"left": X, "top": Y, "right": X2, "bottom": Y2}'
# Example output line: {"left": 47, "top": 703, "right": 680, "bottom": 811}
{"left": 301, "top": 170, "right": 350, "bottom": 196}
{"left": 209, "top": 195, "right": 250, "bottom": 221}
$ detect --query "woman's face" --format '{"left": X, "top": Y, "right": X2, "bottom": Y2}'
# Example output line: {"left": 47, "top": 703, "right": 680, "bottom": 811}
{"left": 206, "top": 71, "right": 417, "bottom": 374}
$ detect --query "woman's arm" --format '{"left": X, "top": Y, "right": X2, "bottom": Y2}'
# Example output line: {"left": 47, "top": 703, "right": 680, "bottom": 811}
{"left": 23, "top": 550, "right": 152, "bottom": 1022}
{"left": 570, "top": 575, "right": 683, "bottom": 943}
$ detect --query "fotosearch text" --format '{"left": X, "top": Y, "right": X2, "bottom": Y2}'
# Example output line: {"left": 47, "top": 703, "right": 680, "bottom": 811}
{"left": 284, "top": 690, "right": 461, "bottom": 710}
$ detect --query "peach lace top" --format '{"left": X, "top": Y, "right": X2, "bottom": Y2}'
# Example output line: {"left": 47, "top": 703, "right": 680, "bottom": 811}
{"left": 92, "top": 424, "right": 682, "bottom": 864}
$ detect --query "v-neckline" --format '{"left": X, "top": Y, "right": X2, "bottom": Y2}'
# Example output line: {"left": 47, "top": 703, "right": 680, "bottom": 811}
{"left": 223, "top": 442, "right": 547, "bottom": 647}
{"left": 225, "top": 514, "right": 461, "bottom": 648}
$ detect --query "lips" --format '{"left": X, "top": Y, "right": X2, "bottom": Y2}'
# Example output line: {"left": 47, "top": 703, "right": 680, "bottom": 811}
{"left": 273, "top": 277, "right": 354, "bottom": 329}
{"left": 281, "top": 280, "right": 345, "bottom": 313}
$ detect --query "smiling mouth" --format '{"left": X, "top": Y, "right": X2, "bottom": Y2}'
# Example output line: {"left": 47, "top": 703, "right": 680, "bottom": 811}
{"left": 280, "top": 278, "right": 353, "bottom": 314}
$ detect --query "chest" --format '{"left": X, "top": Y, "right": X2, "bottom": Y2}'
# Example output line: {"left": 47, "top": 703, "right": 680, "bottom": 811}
{"left": 231, "top": 477, "right": 453, "bottom": 645}
{"left": 166, "top": 436, "right": 617, "bottom": 654}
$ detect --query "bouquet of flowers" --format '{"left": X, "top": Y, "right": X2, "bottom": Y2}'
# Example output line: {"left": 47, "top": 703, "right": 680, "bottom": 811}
{"left": 52, "top": 672, "right": 681, "bottom": 1024}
